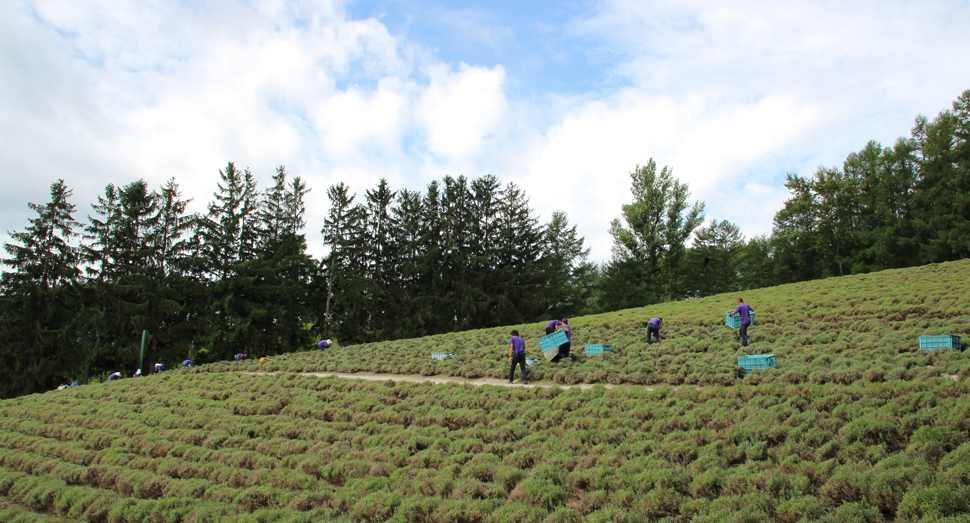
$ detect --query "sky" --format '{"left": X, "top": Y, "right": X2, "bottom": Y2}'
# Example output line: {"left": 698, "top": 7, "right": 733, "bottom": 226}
{"left": 2, "top": 0, "right": 970, "bottom": 264}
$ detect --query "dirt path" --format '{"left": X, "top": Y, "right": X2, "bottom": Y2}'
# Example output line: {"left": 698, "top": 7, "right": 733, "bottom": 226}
{"left": 249, "top": 371, "right": 628, "bottom": 390}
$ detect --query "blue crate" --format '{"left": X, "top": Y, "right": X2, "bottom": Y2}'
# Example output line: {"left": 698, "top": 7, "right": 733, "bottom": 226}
{"left": 738, "top": 354, "right": 776, "bottom": 371}
{"left": 526, "top": 357, "right": 541, "bottom": 366}
{"left": 584, "top": 344, "right": 613, "bottom": 355}
{"left": 725, "top": 310, "right": 755, "bottom": 329}
{"left": 431, "top": 352, "right": 455, "bottom": 361}
{"left": 919, "top": 335, "right": 961, "bottom": 352}
{"left": 538, "top": 330, "right": 569, "bottom": 353}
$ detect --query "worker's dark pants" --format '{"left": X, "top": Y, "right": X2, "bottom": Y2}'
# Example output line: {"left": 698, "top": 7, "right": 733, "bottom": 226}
{"left": 647, "top": 324, "right": 660, "bottom": 344}
{"left": 509, "top": 352, "right": 528, "bottom": 382}
{"left": 740, "top": 322, "right": 751, "bottom": 343}
{"left": 545, "top": 326, "right": 555, "bottom": 335}
{"left": 559, "top": 342, "right": 571, "bottom": 358}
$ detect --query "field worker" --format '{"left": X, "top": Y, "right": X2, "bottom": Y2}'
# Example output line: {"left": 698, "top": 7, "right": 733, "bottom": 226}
{"left": 153, "top": 363, "right": 165, "bottom": 373}
{"left": 70, "top": 380, "right": 78, "bottom": 387}
{"left": 508, "top": 330, "right": 529, "bottom": 385}
{"left": 235, "top": 353, "right": 247, "bottom": 361}
{"left": 545, "top": 319, "right": 561, "bottom": 335}
{"left": 182, "top": 360, "right": 193, "bottom": 368}
{"left": 133, "top": 369, "right": 142, "bottom": 378}
{"left": 57, "top": 384, "right": 67, "bottom": 391}
{"left": 729, "top": 298, "right": 755, "bottom": 346}
{"left": 646, "top": 318, "right": 663, "bottom": 345}
{"left": 558, "top": 319, "right": 572, "bottom": 360}
{"left": 317, "top": 339, "right": 331, "bottom": 351}
{"left": 108, "top": 372, "right": 121, "bottom": 381}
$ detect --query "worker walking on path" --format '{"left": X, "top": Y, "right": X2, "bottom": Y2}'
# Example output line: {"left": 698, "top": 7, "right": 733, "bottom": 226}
{"left": 729, "top": 298, "right": 755, "bottom": 346}
{"left": 508, "top": 330, "right": 529, "bottom": 385}
{"left": 646, "top": 317, "right": 663, "bottom": 344}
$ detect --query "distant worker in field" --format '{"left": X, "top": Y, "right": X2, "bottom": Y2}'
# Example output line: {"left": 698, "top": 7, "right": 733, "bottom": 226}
{"left": 107, "top": 372, "right": 121, "bottom": 381}
{"left": 133, "top": 369, "right": 142, "bottom": 378}
{"left": 558, "top": 319, "right": 572, "bottom": 360}
{"left": 508, "top": 330, "right": 529, "bottom": 385}
{"left": 70, "top": 380, "right": 78, "bottom": 387}
{"left": 545, "top": 319, "right": 561, "bottom": 335}
{"left": 646, "top": 317, "right": 663, "bottom": 345}
{"left": 182, "top": 360, "right": 193, "bottom": 368}
{"left": 235, "top": 353, "right": 247, "bottom": 361}
{"left": 153, "top": 363, "right": 165, "bottom": 373}
{"left": 728, "top": 298, "right": 755, "bottom": 346}
{"left": 317, "top": 339, "right": 331, "bottom": 351}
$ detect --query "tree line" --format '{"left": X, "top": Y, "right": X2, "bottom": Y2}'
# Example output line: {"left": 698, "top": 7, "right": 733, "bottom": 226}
{"left": 3, "top": 89, "right": 969, "bottom": 397}
{"left": 0, "top": 167, "right": 595, "bottom": 397}
{"left": 595, "top": 89, "right": 970, "bottom": 310}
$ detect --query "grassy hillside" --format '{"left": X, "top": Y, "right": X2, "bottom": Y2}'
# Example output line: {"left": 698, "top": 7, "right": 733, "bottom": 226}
{"left": 197, "top": 260, "right": 970, "bottom": 387}
{"left": 2, "top": 260, "right": 970, "bottom": 522}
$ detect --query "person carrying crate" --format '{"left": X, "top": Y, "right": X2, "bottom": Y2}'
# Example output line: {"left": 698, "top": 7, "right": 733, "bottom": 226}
{"left": 646, "top": 317, "right": 663, "bottom": 344}
{"left": 728, "top": 298, "right": 755, "bottom": 346}
{"left": 558, "top": 319, "right": 572, "bottom": 360}
{"left": 508, "top": 330, "right": 529, "bottom": 385}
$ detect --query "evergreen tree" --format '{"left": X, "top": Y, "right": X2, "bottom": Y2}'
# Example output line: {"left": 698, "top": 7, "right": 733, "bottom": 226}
{"left": 320, "top": 182, "right": 367, "bottom": 343}
{"left": 195, "top": 162, "right": 262, "bottom": 359}
{"left": 0, "top": 180, "right": 81, "bottom": 396}
{"left": 493, "top": 182, "right": 550, "bottom": 324}
{"left": 684, "top": 220, "right": 745, "bottom": 297}
{"left": 544, "top": 210, "right": 595, "bottom": 317}
{"left": 253, "top": 166, "right": 314, "bottom": 354}
{"left": 389, "top": 189, "right": 427, "bottom": 338}
{"left": 913, "top": 90, "right": 970, "bottom": 263}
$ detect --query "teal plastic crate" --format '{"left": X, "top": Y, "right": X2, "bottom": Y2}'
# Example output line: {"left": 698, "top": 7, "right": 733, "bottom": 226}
{"left": 919, "top": 335, "right": 961, "bottom": 352}
{"left": 725, "top": 310, "right": 755, "bottom": 329}
{"left": 538, "top": 330, "right": 569, "bottom": 353}
{"left": 431, "top": 352, "right": 455, "bottom": 361}
{"left": 738, "top": 354, "right": 776, "bottom": 371}
{"left": 585, "top": 344, "right": 613, "bottom": 355}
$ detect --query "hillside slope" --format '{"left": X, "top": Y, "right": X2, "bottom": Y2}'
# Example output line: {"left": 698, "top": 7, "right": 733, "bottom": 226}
{"left": 197, "top": 260, "right": 970, "bottom": 387}
{"left": 3, "top": 261, "right": 970, "bottom": 522}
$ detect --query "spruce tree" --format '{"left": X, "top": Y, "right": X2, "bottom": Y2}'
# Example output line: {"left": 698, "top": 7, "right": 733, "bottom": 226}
{"left": 0, "top": 180, "right": 81, "bottom": 396}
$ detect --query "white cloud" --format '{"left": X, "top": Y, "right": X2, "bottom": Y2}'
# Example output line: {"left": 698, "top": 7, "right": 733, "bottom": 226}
{"left": 2, "top": 0, "right": 970, "bottom": 265}
{"left": 417, "top": 62, "right": 508, "bottom": 161}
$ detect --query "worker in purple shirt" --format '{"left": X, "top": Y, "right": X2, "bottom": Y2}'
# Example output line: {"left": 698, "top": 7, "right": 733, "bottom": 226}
{"left": 182, "top": 360, "right": 193, "bottom": 368}
{"left": 728, "top": 298, "right": 755, "bottom": 346}
{"left": 545, "top": 319, "right": 560, "bottom": 335}
{"left": 235, "top": 353, "right": 247, "bottom": 361}
{"left": 153, "top": 363, "right": 165, "bottom": 373}
{"left": 646, "top": 317, "right": 663, "bottom": 345}
{"left": 508, "top": 330, "right": 529, "bottom": 385}
{"left": 317, "top": 339, "right": 331, "bottom": 351}
{"left": 558, "top": 319, "right": 572, "bottom": 359}
{"left": 107, "top": 372, "right": 121, "bottom": 381}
